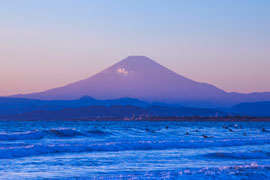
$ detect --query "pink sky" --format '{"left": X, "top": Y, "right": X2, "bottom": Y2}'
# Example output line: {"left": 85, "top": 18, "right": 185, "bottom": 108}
{"left": 0, "top": 1, "right": 269, "bottom": 96}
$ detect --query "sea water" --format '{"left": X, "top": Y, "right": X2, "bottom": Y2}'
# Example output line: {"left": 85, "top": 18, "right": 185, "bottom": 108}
{"left": 0, "top": 120, "right": 270, "bottom": 180}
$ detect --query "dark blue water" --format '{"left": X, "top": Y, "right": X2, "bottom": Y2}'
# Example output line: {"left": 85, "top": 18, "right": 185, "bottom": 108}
{"left": 0, "top": 120, "right": 270, "bottom": 179}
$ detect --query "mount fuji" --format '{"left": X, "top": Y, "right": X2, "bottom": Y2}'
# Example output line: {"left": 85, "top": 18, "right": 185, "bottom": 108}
{"left": 12, "top": 56, "right": 270, "bottom": 107}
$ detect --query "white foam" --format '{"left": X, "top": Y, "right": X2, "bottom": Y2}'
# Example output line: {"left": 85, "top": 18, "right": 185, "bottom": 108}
{"left": 1, "top": 137, "right": 270, "bottom": 159}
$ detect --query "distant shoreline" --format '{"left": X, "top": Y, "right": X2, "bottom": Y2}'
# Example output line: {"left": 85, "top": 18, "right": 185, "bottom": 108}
{"left": 143, "top": 116, "right": 270, "bottom": 122}
{"left": 74, "top": 116, "right": 270, "bottom": 122}
{"left": 2, "top": 116, "right": 270, "bottom": 122}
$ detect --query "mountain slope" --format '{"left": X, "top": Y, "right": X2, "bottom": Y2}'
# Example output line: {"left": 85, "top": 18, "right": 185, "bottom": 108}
{"left": 12, "top": 56, "right": 270, "bottom": 107}
{"left": 13, "top": 56, "right": 226, "bottom": 105}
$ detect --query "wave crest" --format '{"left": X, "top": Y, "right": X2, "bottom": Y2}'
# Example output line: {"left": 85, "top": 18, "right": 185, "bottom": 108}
{"left": 0, "top": 131, "right": 43, "bottom": 141}
{"left": 1, "top": 137, "right": 270, "bottom": 159}
{"left": 0, "top": 128, "right": 109, "bottom": 141}
{"left": 205, "top": 151, "right": 270, "bottom": 159}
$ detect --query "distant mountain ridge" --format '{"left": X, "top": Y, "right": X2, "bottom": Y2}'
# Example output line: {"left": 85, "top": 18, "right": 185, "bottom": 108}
{"left": 0, "top": 96, "right": 149, "bottom": 115}
{"left": 1, "top": 97, "right": 270, "bottom": 119}
{"left": 11, "top": 56, "right": 270, "bottom": 107}
{"left": 0, "top": 104, "right": 229, "bottom": 121}
{"left": 231, "top": 101, "right": 270, "bottom": 116}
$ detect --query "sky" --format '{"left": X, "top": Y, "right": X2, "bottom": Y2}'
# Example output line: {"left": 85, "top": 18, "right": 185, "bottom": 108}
{"left": 0, "top": 0, "right": 269, "bottom": 96}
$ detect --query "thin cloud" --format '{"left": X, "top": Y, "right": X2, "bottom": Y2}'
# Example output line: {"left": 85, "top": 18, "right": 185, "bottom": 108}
{"left": 116, "top": 68, "right": 128, "bottom": 76}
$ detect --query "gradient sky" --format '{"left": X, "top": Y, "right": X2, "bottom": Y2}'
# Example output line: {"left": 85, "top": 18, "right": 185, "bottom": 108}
{"left": 0, "top": 0, "right": 269, "bottom": 96}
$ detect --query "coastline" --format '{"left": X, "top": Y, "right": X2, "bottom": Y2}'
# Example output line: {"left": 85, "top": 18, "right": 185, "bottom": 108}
{"left": 2, "top": 116, "right": 270, "bottom": 122}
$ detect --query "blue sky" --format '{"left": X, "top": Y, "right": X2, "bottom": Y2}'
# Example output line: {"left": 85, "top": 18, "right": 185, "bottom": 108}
{"left": 0, "top": 0, "right": 269, "bottom": 95}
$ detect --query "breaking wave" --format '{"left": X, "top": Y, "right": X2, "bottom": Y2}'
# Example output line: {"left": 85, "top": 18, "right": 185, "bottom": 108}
{"left": 205, "top": 151, "right": 270, "bottom": 159}
{"left": 0, "top": 128, "right": 109, "bottom": 141}
{"left": 1, "top": 137, "right": 270, "bottom": 159}
{"left": 0, "top": 130, "right": 44, "bottom": 141}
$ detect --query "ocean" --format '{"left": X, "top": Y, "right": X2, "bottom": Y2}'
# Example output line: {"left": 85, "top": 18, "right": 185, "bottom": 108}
{"left": 0, "top": 120, "right": 270, "bottom": 180}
